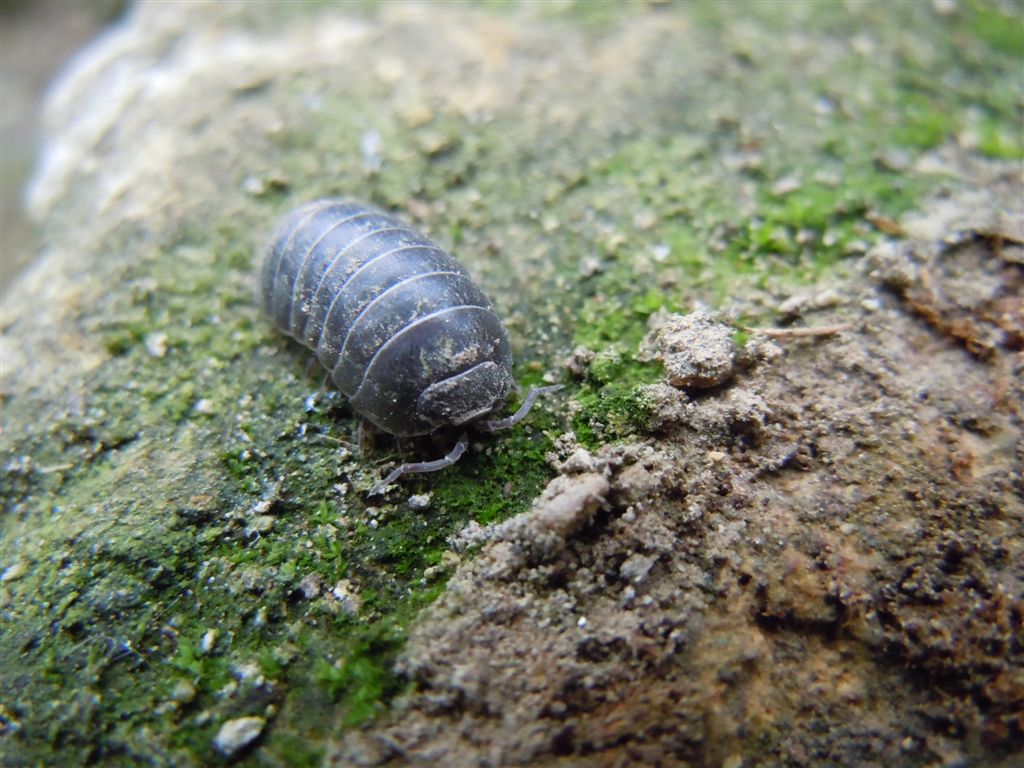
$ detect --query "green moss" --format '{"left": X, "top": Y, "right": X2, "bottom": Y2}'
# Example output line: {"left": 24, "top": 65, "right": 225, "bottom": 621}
{"left": 977, "top": 115, "right": 1024, "bottom": 159}
{"left": 541, "top": 0, "right": 634, "bottom": 28}
{"left": 964, "top": 0, "right": 1024, "bottom": 58}
{"left": 894, "top": 93, "right": 959, "bottom": 150}
{"left": 562, "top": 126, "right": 930, "bottom": 445}
{"left": 220, "top": 447, "right": 260, "bottom": 493}
{"left": 311, "top": 580, "right": 448, "bottom": 727}
{"left": 572, "top": 382, "right": 658, "bottom": 449}
{"left": 416, "top": 390, "right": 560, "bottom": 526}
{"left": 315, "top": 620, "right": 405, "bottom": 725}
{"left": 263, "top": 731, "right": 323, "bottom": 768}
{"left": 732, "top": 168, "right": 928, "bottom": 279}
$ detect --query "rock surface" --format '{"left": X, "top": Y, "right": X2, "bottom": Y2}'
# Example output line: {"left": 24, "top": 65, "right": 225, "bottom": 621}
{"left": 328, "top": 184, "right": 1024, "bottom": 765}
{"left": 1, "top": 2, "right": 1021, "bottom": 768}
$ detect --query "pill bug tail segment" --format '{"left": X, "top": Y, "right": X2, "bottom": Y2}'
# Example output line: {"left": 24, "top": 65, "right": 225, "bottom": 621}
{"left": 367, "top": 436, "right": 468, "bottom": 497}
{"left": 478, "top": 384, "right": 565, "bottom": 432}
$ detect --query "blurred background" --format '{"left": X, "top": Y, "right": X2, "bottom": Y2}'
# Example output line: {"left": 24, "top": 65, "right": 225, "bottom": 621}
{"left": 1, "top": 0, "right": 126, "bottom": 290}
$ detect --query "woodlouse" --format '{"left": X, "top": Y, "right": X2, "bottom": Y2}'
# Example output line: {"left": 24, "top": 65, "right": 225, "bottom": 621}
{"left": 260, "top": 198, "right": 558, "bottom": 489}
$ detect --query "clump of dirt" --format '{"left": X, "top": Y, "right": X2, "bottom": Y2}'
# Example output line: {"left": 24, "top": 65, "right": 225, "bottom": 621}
{"left": 327, "top": 165, "right": 1023, "bottom": 767}
{"left": 652, "top": 310, "right": 737, "bottom": 390}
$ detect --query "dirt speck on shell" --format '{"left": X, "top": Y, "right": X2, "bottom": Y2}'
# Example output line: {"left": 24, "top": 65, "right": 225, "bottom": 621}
{"left": 327, "top": 168, "right": 1023, "bottom": 767}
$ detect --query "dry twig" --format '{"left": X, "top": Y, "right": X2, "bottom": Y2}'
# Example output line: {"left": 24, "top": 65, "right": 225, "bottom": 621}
{"left": 743, "top": 323, "right": 852, "bottom": 338}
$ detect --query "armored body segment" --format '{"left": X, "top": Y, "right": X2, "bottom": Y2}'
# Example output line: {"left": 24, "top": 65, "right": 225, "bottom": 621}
{"left": 261, "top": 199, "right": 514, "bottom": 436}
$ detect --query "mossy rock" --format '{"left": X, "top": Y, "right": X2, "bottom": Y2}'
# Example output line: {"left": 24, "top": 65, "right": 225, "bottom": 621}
{"left": 2, "top": 2, "right": 1021, "bottom": 766}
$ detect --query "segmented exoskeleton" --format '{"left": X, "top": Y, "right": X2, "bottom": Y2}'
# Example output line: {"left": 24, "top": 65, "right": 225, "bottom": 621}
{"left": 260, "top": 199, "right": 558, "bottom": 491}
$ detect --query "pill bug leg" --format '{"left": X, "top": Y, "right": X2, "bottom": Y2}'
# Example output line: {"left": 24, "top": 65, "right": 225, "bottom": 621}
{"left": 302, "top": 369, "right": 333, "bottom": 414}
{"left": 368, "top": 436, "right": 468, "bottom": 496}
{"left": 478, "top": 384, "right": 564, "bottom": 432}
{"left": 354, "top": 417, "right": 376, "bottom": 454}
{"left": 303, "top": 354, "right": 323, "bottom": 379}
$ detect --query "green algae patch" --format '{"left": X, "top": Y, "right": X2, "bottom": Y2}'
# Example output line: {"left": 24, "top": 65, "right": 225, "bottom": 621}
{"left": 429, "top": 425, "right": 557, "bottom": 526}
{"left": 572, "top": 383, "right": 658, "bottom": 450}
{"left": 314, "top": 582, "right": 447, "bottom": 728}
{"left": 963, "top": 0, "right": 1024, "bottom": 59}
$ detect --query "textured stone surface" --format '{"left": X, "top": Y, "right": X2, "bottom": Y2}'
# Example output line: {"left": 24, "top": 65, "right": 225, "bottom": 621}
{"left": 2, "top": 2, "right": 1021, "bottom": 767}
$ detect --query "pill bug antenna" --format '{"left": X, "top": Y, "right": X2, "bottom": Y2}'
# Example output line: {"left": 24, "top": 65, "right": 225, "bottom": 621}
{"left": 368, "top": 435, "right": 468, "bottom": 497}
{"left": 479, "top": 384, "right": 564, "bottom": 432}
{"left": 307, "top": 432, "right": 358, "bottom": 451}
{"left": 303, "top": 354, "right": 324, "bottom": 380}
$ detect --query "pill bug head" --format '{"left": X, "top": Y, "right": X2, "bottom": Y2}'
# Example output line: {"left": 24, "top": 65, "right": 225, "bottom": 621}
{"left": 260, "top": 198, "right": 516, "bottom": 437}
{"left": 417, "top": 360, "right": 515, "bottom": 428}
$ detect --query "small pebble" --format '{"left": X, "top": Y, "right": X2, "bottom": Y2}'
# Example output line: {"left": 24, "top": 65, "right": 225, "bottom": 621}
{"left": 407, "top": 493, "right": 432, "bottom": 512}
{"left": 401, "top": 101, "right": 434, "bottom": 127}
{"left": 330, "top": 580, "right": 362, "bottom": 615}
{"left": 242, "top": 175, "right": 265, "bottom": 196}
{"left": 620, "top": 552, "right": 657, "bottom": 585}
{"left": 233, "top": 662, "right": 261, "bottom": 683}
{"left": 144, "top": 332, "right": 168, "bottom": 358}
{"left": 578, "top": 256, "right": 601, "bottom": 277}
{"left": 297, "top": 572, "right": 322, "bottom": 600}
{"left": 361, "top": 130, "right": 382, "bottom": 171}
{"left": 1, "top": 563, "right": 27, "bottom": 582}
{"left": 193, "top": 399, "right": 215, "bottom": 415}
{"left": 417, "top": 130, "right": 454, "bottom": 156}
{"left": 633, "top": 210, "right": 657, "bottom": 230}
{"left": 564, "top": 345, "right": 595, "bottom": 377}
{"left": 770, "top": 175, "right": 801, "bottom": 196}
{"left": 200, "top": 629, "right": 218, "bottom": 655}
{"left": 251, "top": 515, "right": 274, "bottom": 534}
{"left": 252, "top": 606, "right": 269, "bottom": 629}
{"left": 170, "top": 679, "right": 196, "bottom": 703}
{"left": 213, "top": 716, "right": 265, "bottom": 757}
{"left": 374, "top": 57, "right": 405, "bottom": 84}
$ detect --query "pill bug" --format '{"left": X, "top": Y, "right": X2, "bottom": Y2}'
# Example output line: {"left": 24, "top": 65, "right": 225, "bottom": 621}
{"left": 260, "top": 198, "right": 559, "bottom": 489}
